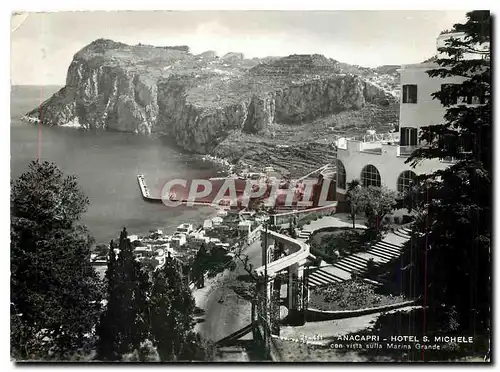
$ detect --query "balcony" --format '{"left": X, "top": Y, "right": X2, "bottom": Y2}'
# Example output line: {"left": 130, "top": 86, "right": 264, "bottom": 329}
{"left": 397, "top": 145, "right": 419, "bottom": 157}
{"left": 440, "top": 151, "right": 472, "bottom": 164}
{"left": 360, "top": 141, "right": 383, "bottom": 154}
{"left": 440, "top": 156, "right": 456, "bottom": 163}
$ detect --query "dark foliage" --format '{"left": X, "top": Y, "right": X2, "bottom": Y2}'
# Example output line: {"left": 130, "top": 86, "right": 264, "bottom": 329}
{"left": 149, "top": 256, "right": 211, "bottom": 361}
{"left": 405, "top": 11, "right": 491, "bottom": 333}
{"left": 97, "top": 228, "right": 150, "bottom": 360}
{"left": 11, "top": 161, "right": 102, "bottom": 360}
{"left": 191, "top": 243, "right": 237, "bottom": 288}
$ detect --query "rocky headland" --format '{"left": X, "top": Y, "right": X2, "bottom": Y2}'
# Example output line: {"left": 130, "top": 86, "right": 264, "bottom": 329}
{"left": 26, "top": 39, "right": 399, "bottom": 177}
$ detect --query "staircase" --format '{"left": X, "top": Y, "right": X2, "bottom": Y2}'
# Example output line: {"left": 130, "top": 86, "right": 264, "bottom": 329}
{"left": 297, "top": 229, "right": 312, "bottom": 241}
{"left": 215, "top": 346, "right": 250, "bottom": 362}
{"left": 307, "top": 226, "right": 413, "bottom": 288}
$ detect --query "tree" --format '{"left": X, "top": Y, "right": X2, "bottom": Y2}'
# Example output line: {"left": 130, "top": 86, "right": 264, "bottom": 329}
{"left": 346, "top": 179, "right": 363, "bottom": 228}
{"left": 191, "top": 243, "right": 208, "bottom": 288}
{"left": 141, "top": 257, "right": 160, "bottom": 272}
{"left": 360, "top": 185, "right": 398, "bottom": 235}
{"left": 97, "top": 228, "right": 150, "bottom": 360}
{"left": 406, "top": 11, "right": 491, "bottom": 332}
{"left": 94, "top": 244, "right": 109, "bottom": 257}
{"left": 11, "top": 160, "right": 102, "bottom": 360}
{"left": 288, "top": 217, "right": 297, "bottom": 238}
{"left": 190, "top": 243, "right": 236, "bottom": 288}
{"left": 96, "top": 240, "right": 118, "bottom": 359}
{"left": 347, "top": 183, "right": 397, "bottom": 239}
{"left": 149, "top": 256, "right": 208, "bottom": 361}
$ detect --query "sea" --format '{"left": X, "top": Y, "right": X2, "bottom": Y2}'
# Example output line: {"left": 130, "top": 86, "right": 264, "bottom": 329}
{"left": 10, "top": 85, "right": 222, "bottom": 245}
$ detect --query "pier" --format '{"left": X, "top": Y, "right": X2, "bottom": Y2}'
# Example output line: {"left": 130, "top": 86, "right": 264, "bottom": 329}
{"left": 137, "top": 174, "right": 228, "bottom": 208}
{"left": 137, "top": 174, "right": 159, "bottom": 202}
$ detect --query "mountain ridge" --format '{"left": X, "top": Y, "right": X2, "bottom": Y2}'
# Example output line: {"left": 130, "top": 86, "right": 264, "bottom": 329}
{"left": 26, "top": 39, "right": 400, "bottom": 174}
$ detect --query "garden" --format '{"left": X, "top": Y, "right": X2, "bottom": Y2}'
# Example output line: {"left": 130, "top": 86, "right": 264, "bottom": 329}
{"left": 309, "top": 227, "right": 365, "bottom": 264}
{"left": 309, "top": 278, "right": 406, "bottom": 312}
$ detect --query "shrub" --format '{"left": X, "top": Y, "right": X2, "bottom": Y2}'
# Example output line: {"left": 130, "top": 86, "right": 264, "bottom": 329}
{"left": 401, "top": 214, "right": 414, "bottom": 224}
{"left": 366, "top": 258, "right": 377, "bottom": 278}
{"left": 393, "top": 216, "right": 402, "bottom": 225}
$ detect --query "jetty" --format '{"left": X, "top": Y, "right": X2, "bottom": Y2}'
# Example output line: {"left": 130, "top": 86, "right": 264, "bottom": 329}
{"left": 137, "top": 174, "right": 228, "bottom": 208}
{"left": 137, "top": 174, "right": 160, "bottom": 202}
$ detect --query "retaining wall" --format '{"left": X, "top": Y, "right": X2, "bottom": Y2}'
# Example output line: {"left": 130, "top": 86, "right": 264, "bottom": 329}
{"left": 305, "top": 299, "right": 421, "bottom": 321}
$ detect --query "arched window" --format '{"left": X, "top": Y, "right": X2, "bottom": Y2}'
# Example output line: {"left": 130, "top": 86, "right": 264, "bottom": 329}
{"left": 361, "top": 165, "right": 381, "bottom": 187}
{"left": 336, "top": 160, "right": 346, "bottom": 189}
{"left": 397, "top": 170, "right": 418, "bottom": 193}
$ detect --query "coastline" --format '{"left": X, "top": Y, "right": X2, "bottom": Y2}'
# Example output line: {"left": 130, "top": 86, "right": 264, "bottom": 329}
{"left": 21, "top": 114, "right": 236, "bottom": 176}
{"left": 199, "top": 154, "right": 234, "bottom": 173}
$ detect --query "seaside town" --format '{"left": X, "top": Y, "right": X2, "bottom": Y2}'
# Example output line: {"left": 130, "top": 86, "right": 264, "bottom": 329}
{"left": 10, "top": 10, "right": 491, "bottom": 363}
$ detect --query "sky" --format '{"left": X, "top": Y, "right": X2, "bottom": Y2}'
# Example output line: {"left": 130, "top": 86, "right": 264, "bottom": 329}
{"left": 10, "top": 10, "right": 468, "bottom": 86}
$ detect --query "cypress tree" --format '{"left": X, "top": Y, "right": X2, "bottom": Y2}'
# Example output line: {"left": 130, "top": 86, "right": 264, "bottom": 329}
{"left": 149, "top": 256, "right": 197, "bottom": 361}
{"left": 97, "top": 228, "right": 150, "bottom": 360}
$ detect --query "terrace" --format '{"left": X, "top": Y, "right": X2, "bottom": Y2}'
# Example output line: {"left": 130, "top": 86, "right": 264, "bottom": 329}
{"left": 335, "top": 131, "right": 400, "bottom": 154}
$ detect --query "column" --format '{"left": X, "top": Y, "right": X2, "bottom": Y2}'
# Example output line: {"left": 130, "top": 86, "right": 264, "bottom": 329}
{"left": 288, "top": 263, "right": 305, "bottom": 325}
{"left": 261, "top": 231, "right": 274, "bottom": 267}
{"left": 288, "top": 263, "right": 299, "bottom": 310}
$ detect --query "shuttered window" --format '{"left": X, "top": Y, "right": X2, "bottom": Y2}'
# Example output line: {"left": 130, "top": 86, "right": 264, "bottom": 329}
{"left": 402, "top": 85, "right": 418, "bottom": 103}
{"left": 400, "top": 127, "right": 418, "bottom": 146}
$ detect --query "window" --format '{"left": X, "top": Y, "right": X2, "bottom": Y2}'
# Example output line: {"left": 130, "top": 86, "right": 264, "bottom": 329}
{"left": 439, "top": 134, "right": 473, "bottom": 158}
{"left": 397, "top": 171, "right": 418, "bottom": 193}
{"left": 441, "top": 84, "right": 458, "bottom": 105}
{"left": 400, "top": 127, "right": 418, "bottom": 146}
{"left": 361, "top": 165, "right": 381, "bottom": 187}
{"left": 402, "top": 84, "right": 418, "bottom": 103}
{"left": 460, "top": 94, "right": 486, "bottom": 105}
{"left": 336, "top": 160, "right": 346, "bottom": 189}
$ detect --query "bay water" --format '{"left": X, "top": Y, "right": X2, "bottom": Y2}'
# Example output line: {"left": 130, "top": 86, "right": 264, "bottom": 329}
{"left": 10, "top": 85, "right": 221, "bottom": 245}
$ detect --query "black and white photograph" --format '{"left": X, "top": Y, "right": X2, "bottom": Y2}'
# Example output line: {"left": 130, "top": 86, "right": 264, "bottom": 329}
{"left": 9, "top": 9, "right": 492, "bottom": 363}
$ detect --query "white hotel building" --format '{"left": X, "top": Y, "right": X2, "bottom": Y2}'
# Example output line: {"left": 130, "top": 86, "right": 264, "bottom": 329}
{"left": 335, "top": 32, "right": 488, "bottom": 200}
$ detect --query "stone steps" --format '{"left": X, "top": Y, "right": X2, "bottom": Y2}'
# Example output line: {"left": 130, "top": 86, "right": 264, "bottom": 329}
{"left": 400, "top": 226, "right": 412, "bottom": 234}
{"left": 368, "top": 247, "right": 399, "bottom": 260}
{"left": 346, "top": 254, "right": 373, "bottom": 265}
{"left": 308, "top": 268, "right": 344, "bottom": 287}
{"left": 332, "top": 260, "right": 360, "bottom": 274}
{"left": 362, "top": 248, "right": 394, "bottom": 261}
{"left": 215, "top": 346, "right": 250, "bottom": 362}
{"left": 393, "top": 229, "right": 411, "bottom": 239}
{"left": 290, "top": 217, "right": 414, "bottom": 289}
{"left": 374, "top": 241, "right": 402, "bottom": 254}
{"left": 338, "top": 256, "right": 368, "bottom": 271}
{"left": 369, "top": 243, "right": 400, "bottom": 254}
{"left": 356, "top": 252, "right": 391, "bottom": 264}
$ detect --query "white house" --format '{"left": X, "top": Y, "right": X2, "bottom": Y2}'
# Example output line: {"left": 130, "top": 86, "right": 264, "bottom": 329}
{"left": 335, "top": 31, "right": 488, "bottom": 199}
{"left": 203, "top": 219, "right": 213, "bottom": 230}
{"left": 238, "top": 220, "right": 253, "bottom": 234}
{"left": 211, "top": 216, "right": 223, "bottom": 226}
{"left": 171, "top": 234, "right": 187, "bottom": 248}
{"left": 128, "top": 234, "right": 139, "bottom": 242}
{"left": 134, "top": 245, "right": 153, "bottom": 258}
{"left": 217, "top": 208, "right": 228, "bottom": 217}
{"left": 176, "top": 223, "right": 193, "bottom": 235}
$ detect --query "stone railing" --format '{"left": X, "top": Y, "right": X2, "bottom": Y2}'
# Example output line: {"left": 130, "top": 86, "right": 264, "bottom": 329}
{"left": 270, "top": 203, "right": 337, "bottom": 227}
{"left": 397, "top": 145, "right": 419, "bottom": 157}
{"left": 254, "top": 229, "right": 312, "bottom": 277}
{"left": 305, "top": 298, "right": 421, "bottom": 321}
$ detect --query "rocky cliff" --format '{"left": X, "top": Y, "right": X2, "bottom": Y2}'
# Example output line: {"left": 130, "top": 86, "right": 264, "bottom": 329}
{"left": 27, "top": 39, "right": 397, "bottom": 155}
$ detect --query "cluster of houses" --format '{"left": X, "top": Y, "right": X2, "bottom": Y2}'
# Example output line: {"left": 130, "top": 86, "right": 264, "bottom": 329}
{"left": 91, "top": 206, "right": 265, "bottom": 274}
